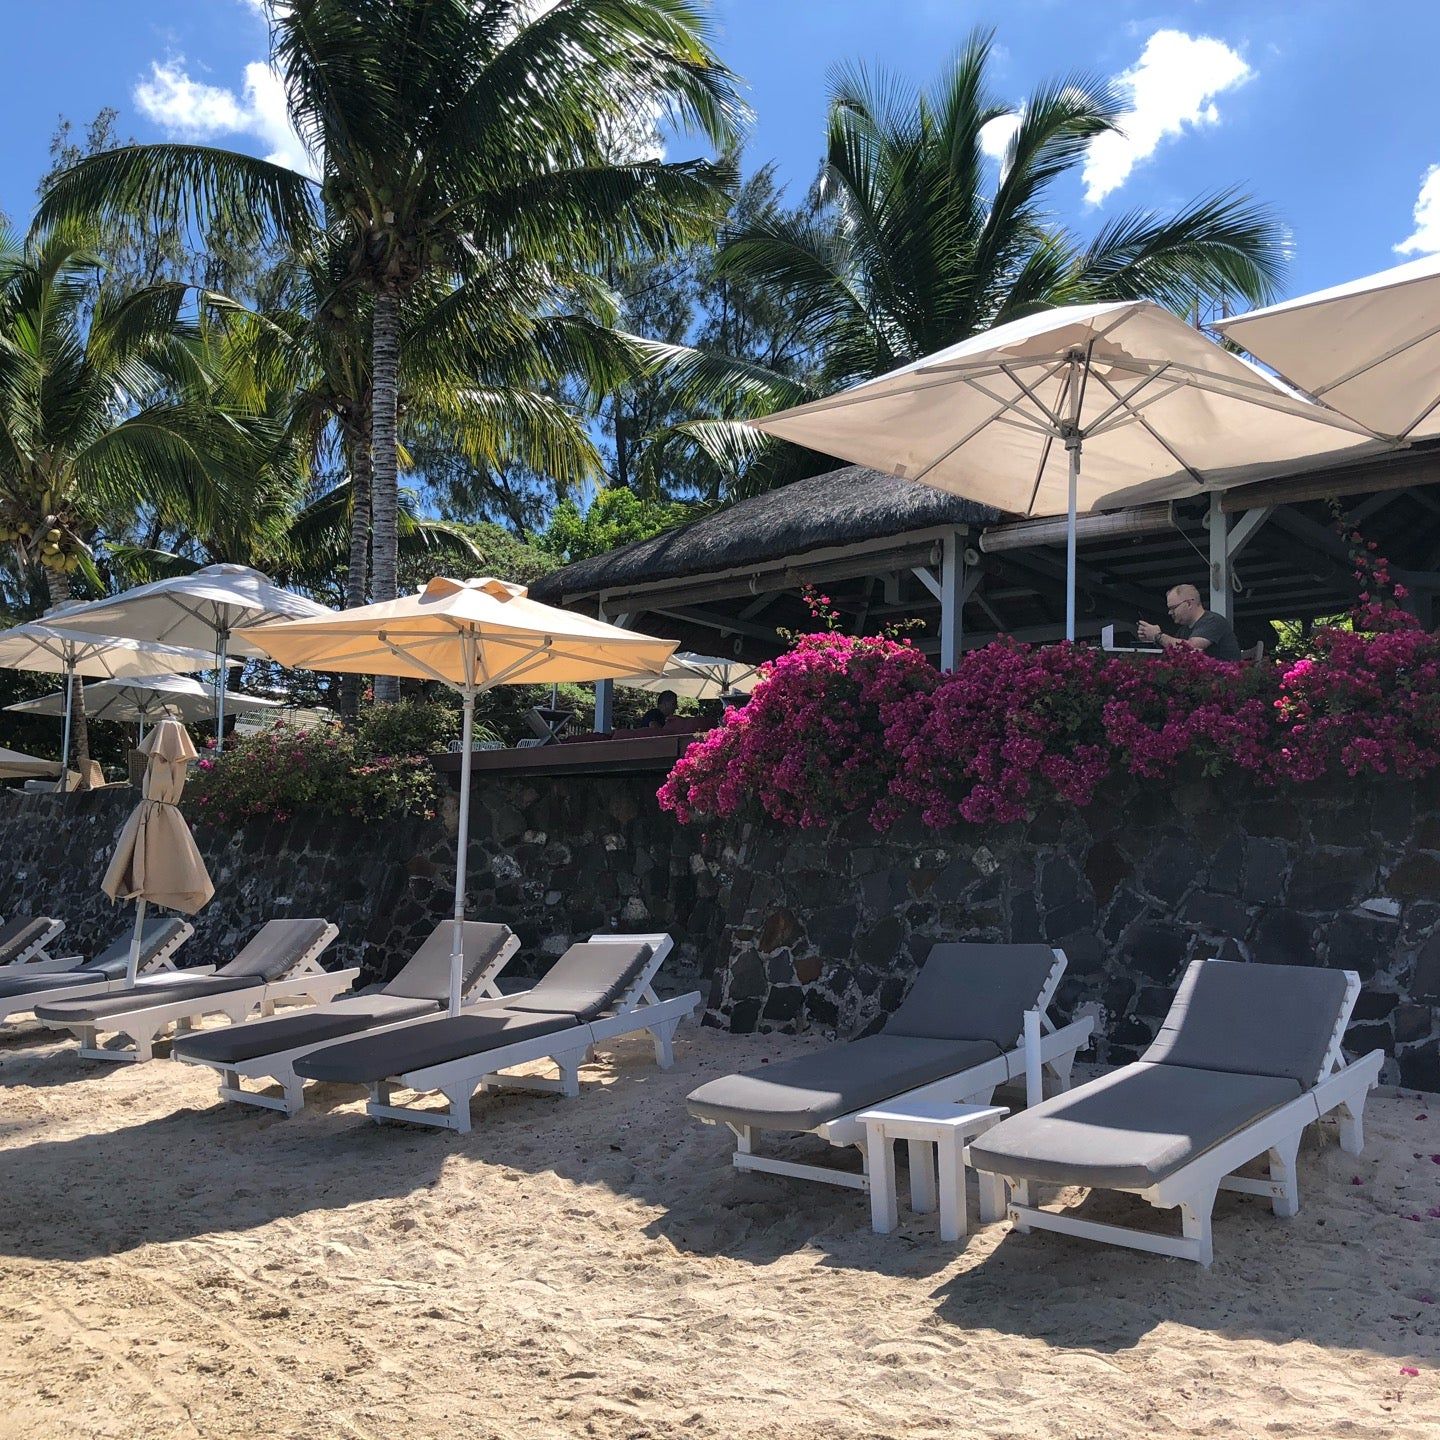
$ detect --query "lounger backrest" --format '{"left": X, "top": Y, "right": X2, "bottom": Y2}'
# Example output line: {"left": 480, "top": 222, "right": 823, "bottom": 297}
{"left": 219, "top": 918, "right": 333, "bottom": 980}
{"left": 381, "top": 921, "right": 513, "bottom": 1001}
{"left": 504, "top": 939, "right": 654, "bottom": 1021}
{"left": 885, "top": 942, "right": 1060, "bottom": 1046}
{"left": 0, "top": 916, "right": 54, "bottom": 962}
{"left": 87, "top": 916, "right": 188, "bottom": 980}
{"left": 1142, "top": 959, "right": 1353, "bottom": 1086}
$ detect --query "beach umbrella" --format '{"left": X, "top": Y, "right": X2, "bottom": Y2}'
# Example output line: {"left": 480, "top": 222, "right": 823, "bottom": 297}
{"left": 236, "top": 576, "right": 677, "bottom": 1015}
{"left": 52, "top": 564, "right": 331, "bottom": 750}
{"left": 101, "top": 719, "right": 214, "bottom": 983}
{"left": 613, "top": 652, "right": 762, "bottom": 700}
{"left": 0, "top": 746, "right": 63, "bottom": 782}
{"left": 0, "top": 619, "right": 220, "bottom": 792}
{"left": 6, "top": 673, "right": 282, "bottom": 740}
{"left": 749, "top": 300, "right": 1385, "bottom": 640}
{"left": 1215, "top": 253, "right": 1440, "bottom": 440}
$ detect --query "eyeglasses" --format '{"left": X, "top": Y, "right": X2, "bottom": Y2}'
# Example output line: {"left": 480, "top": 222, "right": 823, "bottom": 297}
{"left": 1167, "top": 598, "right": 1194, "bottom": 614}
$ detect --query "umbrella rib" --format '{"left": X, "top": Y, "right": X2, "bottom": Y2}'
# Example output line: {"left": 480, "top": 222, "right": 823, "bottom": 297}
{"left": 1085, "top": 380, "right": 1188, "bottom": 439}
{"left": 908, "top": 387, "right": 1034, "bottom": 487}
{"left": 1088, "top": 369, "right": 1206, "bottom": 486}
{"left": 1307, "top": 318, "right": 1440, "bottom": 399}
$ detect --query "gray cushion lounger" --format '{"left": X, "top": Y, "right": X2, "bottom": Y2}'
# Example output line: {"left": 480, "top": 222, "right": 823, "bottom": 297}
{"left": 968, "top": 959, "right": 1382, "bottom": 1265}
{"left": 0, "top": 916, "right": 62, "bottom": 965}
{"left": 687, "top": 942, "right": 1062, "bottom": 1134}
{"left": 35, "top": 918, "right": 335, "bottom": 1025}
{"left": 0, "top": 917, "right": 187, "bottom": 997}
{"left": 172, "top": 921, "right": 514, "bottom": 1068}
{"left": 294, "top": 938, "right": 654, "bottom": 1086}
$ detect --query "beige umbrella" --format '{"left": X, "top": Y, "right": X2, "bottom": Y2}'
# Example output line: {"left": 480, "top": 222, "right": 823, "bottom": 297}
{"left": 750, "top": 299, "right": 1385, "bottom": 639}
{"left": 237, "top": 575, "right": 677, "bottom": 1014}
{"left": 0, "top": 745, "right": 63, "bottom": 782}
{"left": 1215, "top": 253, "right": 1440, "bottom": 440}
{"left": 102, "top": 719, "right": 214, "bottom": 982}
{"left": 613, "top": 652, "right": 762, "bottom": 700}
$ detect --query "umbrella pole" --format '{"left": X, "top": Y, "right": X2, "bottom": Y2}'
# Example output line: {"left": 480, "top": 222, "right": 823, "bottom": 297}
{"left": 1065, "top": 438, "right": 1080, "bottom": 643}
{"left": 215, "top": 631, "right": 228, "bottom": 753}
{"left": 126, "top": 899, "right": 147, "bottom": 986}
{"left": 57, "top": 662, "right": 74, "bottom": 794}
{"left": 450, "top": 677, "right": 476, "bottom": 1017}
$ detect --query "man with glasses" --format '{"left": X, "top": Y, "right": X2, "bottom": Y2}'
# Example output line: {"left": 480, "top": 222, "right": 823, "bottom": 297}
{"left": 1136, "top": 583, "right": 1241, "bottom": 661}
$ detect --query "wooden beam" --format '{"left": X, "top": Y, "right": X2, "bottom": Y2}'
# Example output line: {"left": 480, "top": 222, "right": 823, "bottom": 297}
{"left": 1220, "top": 447, "right": 1440, "bottom": 512}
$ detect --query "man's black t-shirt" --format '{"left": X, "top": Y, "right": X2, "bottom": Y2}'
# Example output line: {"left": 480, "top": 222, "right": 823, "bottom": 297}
{"left": 1175, "top": 609, "right": 1242, "bottom": 661}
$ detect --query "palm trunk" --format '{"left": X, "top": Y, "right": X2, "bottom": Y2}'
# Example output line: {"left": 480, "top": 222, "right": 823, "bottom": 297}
{"left": 370, "top": 291, "right": 401, "bottom": 704}
{"left": 45, "top": 565, "right": 91, "bottom": 786}
{"left": 340, "top": 405, "right": 372, "bottom": 719}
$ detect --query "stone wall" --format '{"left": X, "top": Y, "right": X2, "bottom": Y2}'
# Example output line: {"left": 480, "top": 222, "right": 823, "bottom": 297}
{"left": 707, "top": 770, "right": 1440, "bottom": 1093}
{"left": 0, "top": 777, "right": 727, "bottom": 989}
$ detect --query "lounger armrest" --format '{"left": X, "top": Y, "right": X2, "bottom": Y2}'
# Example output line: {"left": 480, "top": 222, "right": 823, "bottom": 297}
{"left": 9, "top": 953, "right": 84, "bottom": 974}
{"left": 1039, "top": 1017, "right": 1095, "bottom": 1057}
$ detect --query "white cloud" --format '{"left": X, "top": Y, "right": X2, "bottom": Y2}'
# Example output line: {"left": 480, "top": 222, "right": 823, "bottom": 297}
{"left": 979, "top": 112, "right": 1021, "bottom": 167}
{"left": 134, "top": 58, "right": 316, "bottom": 176}
{"left": 1082, "top": 30, "right": 1252, "bottom": 206}
{"left": 1396, "top": 165, "right": 1440, "bottom": 255}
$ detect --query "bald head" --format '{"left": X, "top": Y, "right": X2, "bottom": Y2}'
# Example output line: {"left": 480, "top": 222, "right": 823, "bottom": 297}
{"left": 1166, "top": 584, "right": 1204, "bottom": 624}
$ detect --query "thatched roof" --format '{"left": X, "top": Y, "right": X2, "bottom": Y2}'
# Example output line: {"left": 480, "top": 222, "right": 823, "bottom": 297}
{"left": 532, "top": 466, "right": 998, "bottom": 601}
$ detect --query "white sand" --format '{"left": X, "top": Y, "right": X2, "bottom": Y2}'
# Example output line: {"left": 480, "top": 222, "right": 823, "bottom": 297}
{"left": 0, "top": 1021, "right": 1435, "bottom": 1440}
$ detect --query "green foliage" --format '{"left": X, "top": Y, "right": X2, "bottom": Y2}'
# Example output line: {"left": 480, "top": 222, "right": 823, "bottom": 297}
{"left": 537, "top": 488, "right": 701, "bottom": 565}
{"left": 188, "top": 722, "right": 442, "bottom": 826}
{"left": 354, "top": 696, "right": 497, "bottom": 756}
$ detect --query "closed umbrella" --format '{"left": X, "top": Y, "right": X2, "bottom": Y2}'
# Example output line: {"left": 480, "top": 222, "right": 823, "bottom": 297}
{"left": 237, "top": 576, "right": 677, "bottom": 1014}
{"left": 750, "top": 300, "right": 1386, "bottom": 640}
{"left": 1215, "top": 253, "right": 1440, "bottom": 440}
{"left": 0, "top": 618, "right": 220, "bottom": 791}
{"left": 101, "top": 719, "right": 214, "bottom": 983}
{"left": 613, "top": 652, "right": 762, "bottom": 700}
{"left": 53, "top": 564, "right": 331, "bottom": 750}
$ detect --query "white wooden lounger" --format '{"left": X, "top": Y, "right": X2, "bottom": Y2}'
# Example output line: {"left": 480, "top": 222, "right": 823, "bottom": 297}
{"left": 178, "top": 924, "right": 521, "bottom": 1115}
{"left": 41, "top": 921, "right": 347, "bottom": 1063}
{"left": 338, "top": 933, "right": 696, "bottom": 1133}
{"left": 0, "top": 919, "right": 197, "bottom": 1028}
{"left": 692, "top": 945, "right": 1094, "bottom": 1194}
{"left": 972, "top": 960, "right": 1383, "bottom": 1266}
{"left": 0, "top": 918, "right": 71, "bottom": 971}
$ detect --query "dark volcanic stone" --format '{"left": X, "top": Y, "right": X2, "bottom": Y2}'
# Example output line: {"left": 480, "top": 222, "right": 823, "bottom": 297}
{"left": 1143, "top": 837, "right": 1201, "bottom": 905}
{"left": 1122, "top": 921, "right": 1190, "bottom": 982}
{"left": 1009, "top": 891, "right": 1042, "bottom": 942}
{"left": 809, "top": 904, "right": 860, "bottom": 957}
{"left": 794, "top": 952, "right": 823, "bottom": 985}
{"left": 1394, "top": 1002, "right": 1434, "bottom": 1045}
{"left": 1351, "top": 990, "right": 1399, "bottom": 1022}
{"left": 1207, "top": 834, "right": 1245, "bottom": 895}
{"left": 762, "top": 985, "right": 805, "bottom": 1023}
{"left": 1252, "top": 909, "right": 1314, "bottom": 966}
{"left": 1180, "top": 892, "right": 1250, "bottom": 937}
{"left": 758, "top": 907, "right": 802, "bottom": 953}
{"left": 1388, "top": 852, "right": 1440, "bottom": 902}
{"left": 1041, "top": 855, "right": 1083, "bottom": 911}
{"left": 804, "top": 990, "right": 839, "bottom": 1027}
{"left": 728, "top": 948, "right": 766, "bottom": 1001}
{"left": 1288, "top": 850, "right": 1376, "bottom": 912}
{"left": 856, "top": 915, "right": 905, "bottom": 967}
{"left": 1242, "top": 839, "right": 1290, "bottom": 905}
{"left": 1085, "top": 840, "right": 1130, "bottom": 906}
{"left": 1323, "top": 913, "right": 1392, "bottom": 980}
{"left": 728, "top": 998, "right": 761, "bottom": 1034}
{"left": 1416, "top": 933, "right": 1440, "bottom": 1001}
{"left": 1345, "top": 1021, "right": 1394, "bottom": 1056}
{"left": 1398, "top": 1041, "right": 1440, "bottom": 1094}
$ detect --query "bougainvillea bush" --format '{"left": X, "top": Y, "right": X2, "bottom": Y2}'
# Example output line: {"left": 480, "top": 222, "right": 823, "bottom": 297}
{"left": 658, "top": 604, "right": 1440, "bottom": 833}
{"left": 189, "top": 723, "right": 442, "bottom": 826}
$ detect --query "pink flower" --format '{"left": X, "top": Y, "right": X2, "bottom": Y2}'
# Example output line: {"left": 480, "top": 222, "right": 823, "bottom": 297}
{"left": 1401, "top": 1367, "right": 1420, "bottom": 1377}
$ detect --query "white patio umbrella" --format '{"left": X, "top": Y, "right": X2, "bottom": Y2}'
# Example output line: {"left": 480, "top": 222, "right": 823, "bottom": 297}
{"left": 237, "top": 576, "right": 677, "bottom": 1014}
{"left": 613, "top": 652, "right": 762, "bottom": 700}
{"left": 6, "top": 672, "right": 282, "bottom": 740}
{"left": 0, "top": 619, "right": 220, "bottom": 792}
{"left": 750, "top": 300, "right": 1386, "bottom": 639}
{"left": 52, "top": 564, "right": 331, "bottom": 751}
{"left": 101, "top": 719, "right": 214, "bottom": 983}
{"left": 0, "top": 746, "right": 63, "bottom": 782}
{"left": 1215, "top": 252, "right": 1440, "bottom": 440}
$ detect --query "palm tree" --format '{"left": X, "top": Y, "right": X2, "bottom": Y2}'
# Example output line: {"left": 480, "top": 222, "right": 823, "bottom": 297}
{"left": 0, "top": 229, "right": 273, "bottom": 775}
{"left": 642, "top": 31, "right": 1288, "bottom": 496}
{"left": 41, "top": 0, "right": 742, "bottom": 697}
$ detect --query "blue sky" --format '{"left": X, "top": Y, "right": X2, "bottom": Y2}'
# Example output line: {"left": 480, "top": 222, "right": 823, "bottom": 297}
{"left": 4, "top": 1, "right": 1440, "bottom": 300}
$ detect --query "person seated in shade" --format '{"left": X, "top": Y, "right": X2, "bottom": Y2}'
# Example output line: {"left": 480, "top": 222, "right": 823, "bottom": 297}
{"left": 638, "top": 689, "right": 679, "bottom": 728}
{"left": 1137, "top": 583, "right": 1241, "bottom": 661}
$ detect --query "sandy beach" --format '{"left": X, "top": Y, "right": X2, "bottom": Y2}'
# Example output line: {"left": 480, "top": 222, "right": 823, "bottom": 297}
{"left": 0, "top": 1019, "right": 1435, "bottom": 1440}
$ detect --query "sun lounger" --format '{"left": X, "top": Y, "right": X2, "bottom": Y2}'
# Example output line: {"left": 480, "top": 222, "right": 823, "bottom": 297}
{"left": 35, "top": 917, "right": 346, "bottom": 1063}
{"left": 686, "top": 943, "right": 1094, "bottom": 1193}
{"left": 293, "top": 932, "right": 694, "bottom": 1132}
{"left": 0, "top": 916, "right": 69, "bottom": 970}
{"left": 969, "top": 958, "right": 1383, "bottom": 1266}
{"left": 172, "top": 920, "right": 520, "bottom": 1114}
{"left": 0, "top": 916, "right": 195, "bottom": 1027}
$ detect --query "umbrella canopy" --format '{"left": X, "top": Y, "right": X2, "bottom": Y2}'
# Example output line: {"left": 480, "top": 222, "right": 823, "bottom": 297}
{"left": 1215, "top": 253, "right": 1440, "bottom": 440}
{"left": 749, "top": 300, "right": 1386, "bottom": 638}
{"left": 0, "top": 745, "right": 62, "bottom": 781}
{"left": 0, "top": 617, "right": 224, "bottom": 791}
{"left": 613, "top": 652, "right": 762, "bottom": 700}
{"left": 6, "top": 673, "right": 283, "bottom": 728}
{"left": 238, "top": 576, "right": 677, "bottom": 1014}
{"left": 53, "top": 564, "right": 332, "bottom": 749}
{"left": 101, "top": 719, "right": 214, "bottom": 982}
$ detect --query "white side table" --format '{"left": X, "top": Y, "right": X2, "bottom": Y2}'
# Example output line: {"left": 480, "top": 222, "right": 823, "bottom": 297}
{"left": 856, "top": 1101, "right": 1010, "bottom": 1242}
